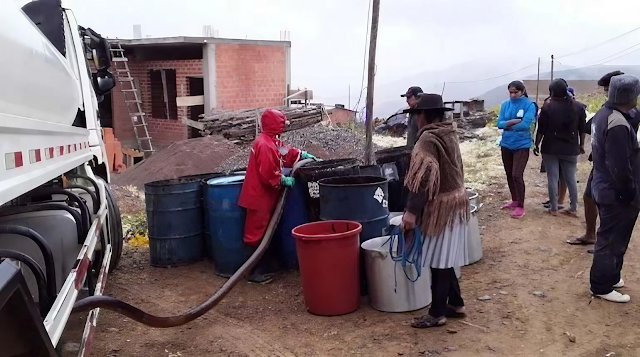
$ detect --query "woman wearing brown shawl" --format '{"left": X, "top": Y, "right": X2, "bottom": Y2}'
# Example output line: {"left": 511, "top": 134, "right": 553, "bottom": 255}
{"left": 401, "top": 94, "right": 470, "bottom": 328}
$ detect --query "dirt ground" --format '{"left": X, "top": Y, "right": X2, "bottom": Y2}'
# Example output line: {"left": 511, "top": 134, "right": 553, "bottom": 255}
{"left": 82, "top": 150, "right": 640, "bottom": 357}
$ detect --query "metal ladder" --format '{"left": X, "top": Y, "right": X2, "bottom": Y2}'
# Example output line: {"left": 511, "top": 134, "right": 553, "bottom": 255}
{"left": 109, "top": 41, "right": 154, "bottom": 155}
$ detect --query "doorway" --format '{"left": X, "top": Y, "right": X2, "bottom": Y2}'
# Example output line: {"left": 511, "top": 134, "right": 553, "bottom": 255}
{"left": 188, "top": 77, "right": 205, "bottom": 139}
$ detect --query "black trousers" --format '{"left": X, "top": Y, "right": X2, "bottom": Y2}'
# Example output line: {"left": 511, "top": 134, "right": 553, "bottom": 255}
{"left": 590, "top": 203, "right": 639, "bottom": 295}
{"left": 501, "top": 147, "right": 530, "bottom": 207}
{"left": 429, "top": 268, "right": 464, "bottom": 318}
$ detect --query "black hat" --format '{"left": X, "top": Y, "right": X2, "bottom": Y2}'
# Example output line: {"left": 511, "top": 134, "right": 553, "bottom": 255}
{"left": 403, "top": 93, "right": 453, "bottom": 113}
{"left": 400, "top": 86, "right": 423, "bottom": 98}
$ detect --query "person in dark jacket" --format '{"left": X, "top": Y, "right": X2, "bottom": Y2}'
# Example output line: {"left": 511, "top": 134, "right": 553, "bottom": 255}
{"left": 401, "top": 86, "right": 424, "bottom": 147}
{"left": 534, "top": 79, "right": 586, "bottom": 216}
{"left": 589, "top": 74, "right": 640, "bottom": 303}
{"left": 567, "top": 70, "right": 634, "bottom": 247}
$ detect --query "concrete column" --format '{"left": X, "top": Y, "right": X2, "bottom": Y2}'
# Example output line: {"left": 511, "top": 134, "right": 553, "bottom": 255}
{"left": 202, "top": 43, "right": 217, "bottom": 112}
{"left": 285, "top": 45, "right": 291, "bottom": 100}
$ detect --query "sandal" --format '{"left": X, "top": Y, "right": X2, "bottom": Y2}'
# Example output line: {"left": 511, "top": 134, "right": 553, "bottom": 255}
{"left": 411, "top": 315, "right": 446, "bottom": 328}
{"left": 562, "top": 210, "right": 579, "bottom": 218}
{"left": 445, "top": 306, "right": 467, "bottom": 318}
{"left": 566, "top": 236, "right": 595, "bottom": 245}
{"left": 547, "top": 209, "right": 558, "bottom": 216}
{"left": 543, "top": 203, "right": 564, "bottom": 210}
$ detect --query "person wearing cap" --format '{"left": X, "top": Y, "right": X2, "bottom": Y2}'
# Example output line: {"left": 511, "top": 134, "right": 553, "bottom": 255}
{"left": 534, "top": 79, "right": 586, "bottom": 216}
{"left": 497, "top": 80, "right": 538, "bottom": 218}
{"left": 401, "top": 86, "right": 424, "bottom": 147}
{"left": 238, "top": 109, "right": 315, "bottom": 283}
{"left": 401, "top": 93, "right": 470, "bottom": 328}
{"left": 589, "top": 74, "right": 640, "bottom": 303}
{"left": 567, "top": 70, "right": 636, "bottom": 248}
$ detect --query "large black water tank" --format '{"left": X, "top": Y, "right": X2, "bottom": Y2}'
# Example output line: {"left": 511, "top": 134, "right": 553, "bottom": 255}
{"left": 296, "top": 158, "right": 360, "bottom": 221}
{"left": 318, "top": 176, "right": 390, "bottom": 242}
{"left": 375, "top": 146, "right": 413, "bottom": 212}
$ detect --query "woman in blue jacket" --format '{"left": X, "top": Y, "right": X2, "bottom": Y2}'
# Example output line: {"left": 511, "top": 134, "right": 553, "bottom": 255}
{"left": 497, "top": 81, "right": 538, "bottom": 218}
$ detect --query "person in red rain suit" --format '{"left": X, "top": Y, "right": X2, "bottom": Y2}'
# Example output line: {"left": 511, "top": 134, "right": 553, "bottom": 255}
{"left": 238, "top": 109, "right": 315, "bottom": 283}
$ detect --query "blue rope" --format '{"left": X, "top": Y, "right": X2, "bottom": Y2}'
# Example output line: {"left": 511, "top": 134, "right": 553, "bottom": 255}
{"left": 388, "top": 225, "right": 424, "bottom": 292}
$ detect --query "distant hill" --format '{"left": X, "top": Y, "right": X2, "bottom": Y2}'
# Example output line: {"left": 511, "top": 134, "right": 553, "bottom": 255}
{"left": 371, "top": 62, "right": 640, "bottom": 118}
{"left": 477, "top": 65, "right": 640, "bottom": 107}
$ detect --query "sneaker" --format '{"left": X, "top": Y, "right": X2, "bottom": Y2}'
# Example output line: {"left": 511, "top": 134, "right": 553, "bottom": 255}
{"left": 593, "top": 290, "right": 630, "bottom": 303}
{"left": 501, "top": 201, "right": 518, "bottom": 210}
{"left": 613, "top": 279, "right": 625, "bottom": 289}
{"left": 511, "top": 207, "right": 525, "bottom": 219}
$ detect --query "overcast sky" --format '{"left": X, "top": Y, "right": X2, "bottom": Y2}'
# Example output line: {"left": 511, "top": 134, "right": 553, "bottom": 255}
{"left": 17, "top": 0, "right": 640, "bottom": 110}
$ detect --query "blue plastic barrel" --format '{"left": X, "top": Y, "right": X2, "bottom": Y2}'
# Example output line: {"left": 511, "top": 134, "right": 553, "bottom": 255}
{"left": 274, "top": 180, "right": 309, "bottom": 269}
{"left": 318, "top": 176, "right": 390, "bottom": 242}
{"left": 204, "top": 175, "right": 246, "bottom": 277}
{"left": 145, "top": 175, "right": 208, "bottom": 267}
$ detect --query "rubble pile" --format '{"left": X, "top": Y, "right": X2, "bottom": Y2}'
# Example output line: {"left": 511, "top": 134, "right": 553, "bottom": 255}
{"left": 200, "top": 106, "right": 325, "bottom": 141}
{"left": 113, "top": 135, "right": 238, "bottom": 188}
{"left": 455, "top": 111, "right": 492, "bottom": 131}
{"left": 215, "top": 124, "right": 372, "bottom": 172}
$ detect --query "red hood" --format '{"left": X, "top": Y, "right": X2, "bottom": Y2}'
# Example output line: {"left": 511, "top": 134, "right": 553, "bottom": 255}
{"left": 261, "top": 109, "right": 287, "bottom": 136}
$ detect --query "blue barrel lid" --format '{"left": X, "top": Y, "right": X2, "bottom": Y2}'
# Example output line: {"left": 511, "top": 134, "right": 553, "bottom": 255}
{"left": 207, "top": 175, "right": 245, "bottom": 185}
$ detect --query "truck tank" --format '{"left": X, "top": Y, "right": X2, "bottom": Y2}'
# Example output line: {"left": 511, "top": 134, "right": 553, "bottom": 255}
{"left": 0, "top": 2, "right": 81, "bottom": 127}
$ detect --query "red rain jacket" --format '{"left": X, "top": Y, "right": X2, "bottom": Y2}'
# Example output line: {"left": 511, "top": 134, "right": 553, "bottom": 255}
{"left": 238, "top": 109, "right": 301, "bottom": 212}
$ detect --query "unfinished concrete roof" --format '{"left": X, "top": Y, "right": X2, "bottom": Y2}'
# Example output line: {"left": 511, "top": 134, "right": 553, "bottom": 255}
{"left": 111, "top": 36, "right": 291, "bottom": 47}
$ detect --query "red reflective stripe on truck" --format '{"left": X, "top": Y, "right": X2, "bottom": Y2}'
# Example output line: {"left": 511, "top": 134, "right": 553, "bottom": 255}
{"left": 74, "top": 256, "right": 91, "bottom": 290}
{"left": 4, "top": 152, "right": 23, "bottom": 169}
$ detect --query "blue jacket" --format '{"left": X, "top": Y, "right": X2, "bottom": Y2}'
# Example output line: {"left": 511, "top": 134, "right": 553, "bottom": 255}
{"left": 497, "top": 96, "right": 538, "bottom": 150}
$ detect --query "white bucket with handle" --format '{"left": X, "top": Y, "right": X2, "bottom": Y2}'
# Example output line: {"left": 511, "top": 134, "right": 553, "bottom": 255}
{"left": 361, "top": 236, "right": 432, "bottom": 312}
{"left": 466, "top": 204, "right": 483, "bottom": 265}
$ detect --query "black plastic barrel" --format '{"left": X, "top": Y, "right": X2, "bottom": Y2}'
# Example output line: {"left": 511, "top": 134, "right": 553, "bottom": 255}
{"left": 375, "top": 146, "right": 413, "bottom": 212}
{"left": 318, "top": 176, "right": 390, "bottom": 242}
{"left": 296, "top": 158, "right": 360, "bottom": 221}
{"left": 145, "top": 174, "right": 216, "bottom": 267}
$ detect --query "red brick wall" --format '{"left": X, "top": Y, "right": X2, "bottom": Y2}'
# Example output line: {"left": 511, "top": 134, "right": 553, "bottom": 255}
{"left": 112, "top": 59, "right": 203, "bottom": 148}
{"left": 215, "top": 44, "right": 286, "bottom": 110}
{"left": 112, "top": 43, "right": 288, "bottom": 148}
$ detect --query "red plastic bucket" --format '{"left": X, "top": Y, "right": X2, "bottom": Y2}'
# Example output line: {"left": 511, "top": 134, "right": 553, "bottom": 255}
{"left": 292, "top": 220, "right": 362, "bottom": 316}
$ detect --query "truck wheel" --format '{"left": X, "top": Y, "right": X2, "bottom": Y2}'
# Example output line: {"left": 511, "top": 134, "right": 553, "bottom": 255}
{"left": 97, "top": 178, "right": 123, "bottom": 272}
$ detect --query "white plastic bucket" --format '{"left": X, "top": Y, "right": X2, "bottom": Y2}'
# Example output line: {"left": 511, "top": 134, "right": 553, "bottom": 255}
{"left": 361, "top": 236, "right": 432, "bottom": 312}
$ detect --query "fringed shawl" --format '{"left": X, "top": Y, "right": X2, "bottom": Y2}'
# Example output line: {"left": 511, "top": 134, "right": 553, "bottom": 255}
{"left": 404, "top": 121, "right": 469, "bottom": 236}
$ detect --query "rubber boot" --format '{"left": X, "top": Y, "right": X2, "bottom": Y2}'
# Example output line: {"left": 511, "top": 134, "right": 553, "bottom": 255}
{"left": 244, "top": 246, "right": 274, "bottom": 284}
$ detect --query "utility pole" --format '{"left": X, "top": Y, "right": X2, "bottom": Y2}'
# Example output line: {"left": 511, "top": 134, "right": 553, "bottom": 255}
{"left": 348, "top": 84, "right": 351, "bottom": 110}
{"left": 550, "top": 54, "right": 554, "bottom": 81}
{"left": 364, "top": 0, "right": 380, "bottom": 165}
{"left": 535, "top": 57, "right": 540, "bottom": 105}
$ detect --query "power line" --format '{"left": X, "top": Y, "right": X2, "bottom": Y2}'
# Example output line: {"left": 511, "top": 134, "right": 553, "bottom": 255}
{"left": 592, "top": 42, "right": 640, "bottom": 64}
{"left": 556, "top": 25, "right": 640, "bottom": 59}
{"left": 445, "top": 62, "right": 539, "bottom": 84}
{"left": 352, "top": 0, "right": 372, "bottom": 112}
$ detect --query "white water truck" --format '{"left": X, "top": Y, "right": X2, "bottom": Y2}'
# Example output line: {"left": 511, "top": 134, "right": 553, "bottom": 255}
{"left": 0, "top": 1, "right": 123, "bottom": 355}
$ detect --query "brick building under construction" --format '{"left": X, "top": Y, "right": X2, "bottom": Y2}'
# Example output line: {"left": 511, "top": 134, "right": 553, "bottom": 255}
{"left": 105, "top": 36, "right": 292, "bottom": 150}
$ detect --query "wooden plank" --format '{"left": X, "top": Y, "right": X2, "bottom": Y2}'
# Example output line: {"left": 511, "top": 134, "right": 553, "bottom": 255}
{"left": 176, "top": 95, "right": 205, "bottom": 107}
{"left": 182, "top": 118, "right": 205, "bottom": 130}
{"left": 122, "top": 147, "right": 144, "bottom": 158}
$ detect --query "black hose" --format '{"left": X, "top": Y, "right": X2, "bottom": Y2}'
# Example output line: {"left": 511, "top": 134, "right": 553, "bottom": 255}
{"left": 65, "top": 184, "right": 99, "bottom": 214}
{"left": 71, "top": 159, "right": 315, "bottom": 327}
{"left": 66, "top": 173, "right": 101, "bottom": 211}
{"left": 0, "top": 250, "right": 49, "bottom": 316}
{"left": 0, "top": 203, "right": 85, "bottom": 244}
{"left": 26, "top": 187, "right": 90, "bottom": 241}
{"left": 0, "top": 225, "right": 57, "bottom": 301}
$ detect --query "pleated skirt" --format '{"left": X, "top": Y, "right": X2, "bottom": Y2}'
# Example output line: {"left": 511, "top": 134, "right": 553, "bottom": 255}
{"left": 422, "top": 219, "right": 470, "bottom": 269}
